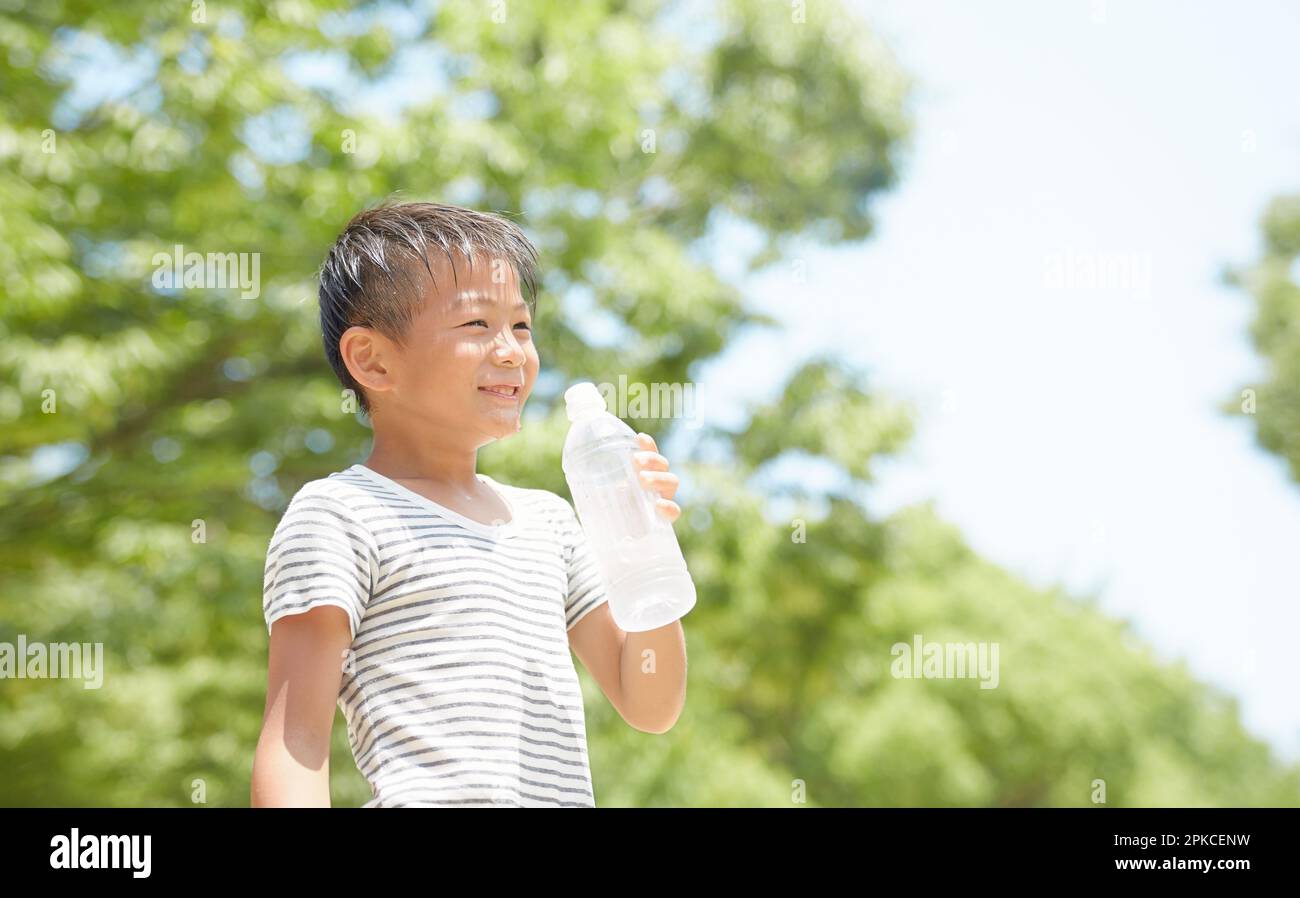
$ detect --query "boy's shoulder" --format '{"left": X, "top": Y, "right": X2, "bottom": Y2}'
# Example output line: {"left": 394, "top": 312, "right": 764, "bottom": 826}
{"left": 484, "top": 475, "right": 579, "bottom": 525}
{"left": 284, "top": 465, "right": 373, "bottom": 510}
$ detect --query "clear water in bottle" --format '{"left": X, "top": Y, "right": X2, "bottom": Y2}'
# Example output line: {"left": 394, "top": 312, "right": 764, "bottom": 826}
{"left": 561, "top": 382, "right": 697, "bottom": 632}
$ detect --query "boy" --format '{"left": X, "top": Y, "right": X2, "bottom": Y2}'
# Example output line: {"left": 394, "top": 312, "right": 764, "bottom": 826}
{"left": 250, "top": 202, "right": 688, "bottom": 807}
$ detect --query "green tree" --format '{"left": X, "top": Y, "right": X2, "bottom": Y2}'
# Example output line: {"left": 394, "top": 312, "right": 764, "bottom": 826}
{"left": 1223, "top": 194, "right": 1300, "bottom": 483}
{"left": 1, "top": 0, "right": 1295, "bottom": 807}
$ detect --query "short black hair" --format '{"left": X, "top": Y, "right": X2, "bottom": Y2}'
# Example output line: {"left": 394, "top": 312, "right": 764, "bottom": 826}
{"left": 317, "top": 201, "right": 540, "bottom": 415}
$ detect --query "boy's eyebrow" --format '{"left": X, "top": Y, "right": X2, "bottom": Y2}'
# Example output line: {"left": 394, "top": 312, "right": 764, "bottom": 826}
{"left": 452, "top": 292, "right": 529, "bottom": 312}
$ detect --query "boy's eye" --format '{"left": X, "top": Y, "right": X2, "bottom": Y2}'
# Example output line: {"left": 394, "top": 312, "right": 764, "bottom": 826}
{"left": 462, "top": 319, "right": 531, "bottom": 331}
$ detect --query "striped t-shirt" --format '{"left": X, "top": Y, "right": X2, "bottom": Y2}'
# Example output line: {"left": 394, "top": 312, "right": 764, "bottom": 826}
{"left": 262, "top": 463, "right": 610, "bottom": 807}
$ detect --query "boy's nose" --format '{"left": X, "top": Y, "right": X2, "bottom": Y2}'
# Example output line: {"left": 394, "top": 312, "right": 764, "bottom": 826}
{"left": 493, "top": 331, "right": 527, "bottom": 363}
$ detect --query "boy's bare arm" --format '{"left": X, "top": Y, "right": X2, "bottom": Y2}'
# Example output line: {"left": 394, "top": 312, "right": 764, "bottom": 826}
{"left": 569, "top": 603, "right": 687, "bottom": 735}
{"left": 251, "top": 606, "right": 352, "bottom": 807}
{"left": 619, "top": 618, "right": 686, "bottom": 734}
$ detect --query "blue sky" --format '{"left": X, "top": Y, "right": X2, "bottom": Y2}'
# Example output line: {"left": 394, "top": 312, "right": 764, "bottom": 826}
{"left": 690, "top": 0, "right": 1300, "bottom": 759}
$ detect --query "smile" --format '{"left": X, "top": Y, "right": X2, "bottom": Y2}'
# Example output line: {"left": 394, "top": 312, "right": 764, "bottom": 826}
{"left": 479, "top": 385, "right": 520, "bottom": 400}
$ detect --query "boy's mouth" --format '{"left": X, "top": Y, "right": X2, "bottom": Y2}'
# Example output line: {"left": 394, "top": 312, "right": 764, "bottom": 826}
{"left": 479, "top": 384, "right": 521, "bottom": 400}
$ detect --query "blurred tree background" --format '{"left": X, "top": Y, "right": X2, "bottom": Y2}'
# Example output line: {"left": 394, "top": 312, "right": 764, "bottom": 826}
{"left": 1225, "top": 194, "right": 1300, "bottom": 484}
{"left": 2, "top": 0, "right": 1297, "bottom": 807}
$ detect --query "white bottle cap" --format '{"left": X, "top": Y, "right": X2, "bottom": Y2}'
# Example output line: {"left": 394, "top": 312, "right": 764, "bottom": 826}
{"left": 564, "top": 382, "right": 607, "bottom": 421}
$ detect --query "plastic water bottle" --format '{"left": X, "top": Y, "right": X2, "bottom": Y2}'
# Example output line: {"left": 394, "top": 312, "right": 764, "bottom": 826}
{"left": 561, "top": 382, "right": 697, "bottom": 632}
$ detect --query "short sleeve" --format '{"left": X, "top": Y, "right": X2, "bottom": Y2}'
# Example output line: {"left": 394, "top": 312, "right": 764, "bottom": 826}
{"left": 263, "top": 487, "right": 375, "bottom": 641}
{"left": 555, "top": 495, "right": 610, "bottom": 631}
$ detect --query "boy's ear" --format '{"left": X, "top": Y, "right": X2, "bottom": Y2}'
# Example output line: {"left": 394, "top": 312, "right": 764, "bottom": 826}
{"left": 340, "top": 325, "right": 396, "bottom": 396}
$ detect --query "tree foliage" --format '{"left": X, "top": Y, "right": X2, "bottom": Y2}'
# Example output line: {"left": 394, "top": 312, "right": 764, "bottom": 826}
{"left": 1, "top": 0, "right": 1294, "bottom": 807}
{"left": 1224, "top": 194, "right": 1300, "bottom": 484}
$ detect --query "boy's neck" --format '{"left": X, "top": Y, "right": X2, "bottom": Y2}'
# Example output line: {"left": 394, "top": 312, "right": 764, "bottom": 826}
{"left": 363, "top": 427, "right": 481, "bottom": 492}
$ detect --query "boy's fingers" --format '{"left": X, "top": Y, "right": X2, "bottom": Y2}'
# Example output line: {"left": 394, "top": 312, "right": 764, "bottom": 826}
{"left": 655, "top": 498, "right": 680, "bottom": 522}
{"left": 633, "top": 450, "right": 669, "bottom": 471}
{"left": 639, "top": 470, "right": 679, "bottom": 499}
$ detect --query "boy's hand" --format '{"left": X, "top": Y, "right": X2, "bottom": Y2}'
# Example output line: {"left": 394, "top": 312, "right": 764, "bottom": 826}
{"left": 633, "top": 432, "right": 680, "bottom": 523}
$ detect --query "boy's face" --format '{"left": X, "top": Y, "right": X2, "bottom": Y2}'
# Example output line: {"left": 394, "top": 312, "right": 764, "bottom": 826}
{"left": 367, "top": 251, "right": 538, "bottom": 447}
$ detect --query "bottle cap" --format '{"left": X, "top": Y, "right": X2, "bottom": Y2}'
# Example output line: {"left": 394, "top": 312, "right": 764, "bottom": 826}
{"left": 564, "top": 382, "right": 607, "bottom": 421}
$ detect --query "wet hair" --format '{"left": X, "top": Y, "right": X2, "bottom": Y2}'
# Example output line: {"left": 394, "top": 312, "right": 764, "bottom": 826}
{"left": 317, "top": 200, "right": 540, "bottom": 415}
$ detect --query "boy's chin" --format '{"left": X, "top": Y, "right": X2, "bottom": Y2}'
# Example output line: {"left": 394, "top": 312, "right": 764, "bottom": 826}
{"left": 479, "top": 408, "right": 524, "bottom": 435}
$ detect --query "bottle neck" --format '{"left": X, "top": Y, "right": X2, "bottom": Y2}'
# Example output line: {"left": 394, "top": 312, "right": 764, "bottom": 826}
{"left": 567, "top": 404, "right": 606, "bottom": 422}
